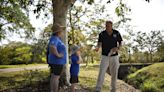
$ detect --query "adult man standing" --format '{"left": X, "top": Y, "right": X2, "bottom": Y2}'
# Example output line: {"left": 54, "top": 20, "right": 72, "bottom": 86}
{"left": 95, "top": 21, "right": 123, "bottom": 92}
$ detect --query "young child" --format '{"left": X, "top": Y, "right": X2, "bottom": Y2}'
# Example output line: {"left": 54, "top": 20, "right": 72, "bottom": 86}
{"left": 70, "top": 45, "right": 82, "bottom": 92}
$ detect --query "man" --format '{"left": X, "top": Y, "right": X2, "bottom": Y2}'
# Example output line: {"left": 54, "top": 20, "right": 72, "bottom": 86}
{"left": 95, "top": 21, "right": 123, "bottom": 92}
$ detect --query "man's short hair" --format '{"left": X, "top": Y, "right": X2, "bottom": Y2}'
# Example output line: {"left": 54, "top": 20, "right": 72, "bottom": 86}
{"left": 106, "top": 21, "right": 113, "bottom": 24}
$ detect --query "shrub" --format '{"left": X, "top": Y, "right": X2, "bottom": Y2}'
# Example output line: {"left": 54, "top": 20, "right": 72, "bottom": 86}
{"left": 127, "top": 63, "right": 164, "bottom": 92}
{"left": 141, "top": 81, "right": 159, "bottom": 92}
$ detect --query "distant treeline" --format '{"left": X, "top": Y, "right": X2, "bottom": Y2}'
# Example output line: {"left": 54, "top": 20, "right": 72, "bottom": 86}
{"left": 0, "top": 41, "right": 46, "bottom": 65}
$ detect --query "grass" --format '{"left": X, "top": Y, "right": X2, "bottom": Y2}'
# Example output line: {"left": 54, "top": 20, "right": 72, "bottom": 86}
{"left": 0, "top": 64, "right": 47, "bottom": 69}
{"left": 127, "top": 62, "right": 164, "bottom": 92}
{"left": 0, "top": 65, "right": 112, "bottom": 92}
{"left": 0, "top": 68, "right": 49, "bottom": 91}
{"left": 79, "top": 66, "right": 111, "bottom": 92}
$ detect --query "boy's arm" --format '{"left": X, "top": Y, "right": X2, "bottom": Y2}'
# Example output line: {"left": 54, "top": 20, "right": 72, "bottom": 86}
{"left": 77, "top": 55, "right": 82, "bottom": 64}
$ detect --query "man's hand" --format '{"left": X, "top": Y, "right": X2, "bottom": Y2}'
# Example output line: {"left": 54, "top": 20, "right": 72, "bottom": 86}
{"left": 95, "top": 47, "right": 100, "bottom": 52}
{"left": 111, "top": 47, "right": 119, "bottom": 52}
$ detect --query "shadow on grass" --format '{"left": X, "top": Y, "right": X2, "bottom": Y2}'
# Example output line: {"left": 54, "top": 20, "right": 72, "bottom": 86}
{"left": 1, "top": 78, "right": 50, "bottom": 92}
{"left": 0, "top": 69, "right": 50, "bottom": 92}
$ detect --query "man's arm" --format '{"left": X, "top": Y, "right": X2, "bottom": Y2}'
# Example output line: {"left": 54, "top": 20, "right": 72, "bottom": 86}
{"left": 111, "top": 32, "right": 123, "bottom": 52}
{"left": 118, "top": 41, "right": 122, "bottom": 49}
{"left": 95, "top": 42, "right": 102, "bottom": 52}
{"left": 117, "top": 31, "right": 123, "bottom": 50}
{"left": 95, "top": 33, "right": 103, "bottom": 52}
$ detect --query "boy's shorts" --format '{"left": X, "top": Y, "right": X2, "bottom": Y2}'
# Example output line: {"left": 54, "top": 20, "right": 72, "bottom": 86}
{"left": 50, "top": 64, "right": 64, "bottom": 75}
{"left": 70, "top": 75, "right": 79, "bottom": 84}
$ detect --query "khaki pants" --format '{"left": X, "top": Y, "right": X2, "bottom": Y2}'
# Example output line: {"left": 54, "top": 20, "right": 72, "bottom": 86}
{"left": 96, "top": 55, "right": 120, "bottom": 92}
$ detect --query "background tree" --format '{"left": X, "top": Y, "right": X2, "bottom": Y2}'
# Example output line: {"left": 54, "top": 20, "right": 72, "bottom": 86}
{"left": 0, "top": 42, "right": 31, "bottom": 65}
{"left": 0, "top": 0, "right": 35, "bottom": 40}
{"left": 134, "top": 30, "right": 163, "bottom": 62}
{"left": 156, "top": 41, "right": 164, "bottom": 62}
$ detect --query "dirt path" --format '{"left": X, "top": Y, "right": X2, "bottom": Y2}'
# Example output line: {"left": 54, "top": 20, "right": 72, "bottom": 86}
{"left": 0, "top": 64, "right": 87, "bottom": 73}
{"left": 61, "top": 77, "right": 140, "bottom": 92}
{"left": 0, "top": 65, "right": 48, "bottom": 73}
{"left": 116, "top": 79, "right": 140, "bottom": 92}
{"left": 61, "top": 82, "right": 140, "bottom": 92}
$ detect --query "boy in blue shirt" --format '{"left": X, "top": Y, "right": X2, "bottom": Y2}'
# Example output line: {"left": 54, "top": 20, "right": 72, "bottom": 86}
{"left": 70, "top": 46, "right": 82, "bottom": 92}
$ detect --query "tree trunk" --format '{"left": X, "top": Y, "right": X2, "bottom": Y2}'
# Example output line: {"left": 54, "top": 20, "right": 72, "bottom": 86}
{"left": 86, "top": 56, "right": 88, "bottom": 66}
{"left": 91, "top": 56, "right": 94, "bottom": 64}
{"left": 147, "top": 53, "right": 149, "bottom": 62}
{"left": 148, "top": 48, "right": 153, "bottom": 63}
{"left": 150, "top": 52, "right": 153, "bottom": 63}
{"left": 52, "top": 0, "right": 75, "bottom": 88}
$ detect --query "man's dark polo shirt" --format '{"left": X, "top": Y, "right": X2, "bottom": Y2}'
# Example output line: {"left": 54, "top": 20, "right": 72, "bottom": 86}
{"left": 98, "top": 29, "right": 123, "bottom": 56}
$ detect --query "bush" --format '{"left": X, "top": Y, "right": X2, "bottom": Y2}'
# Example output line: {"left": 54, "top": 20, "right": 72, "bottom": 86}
{"left": 0, "top": 42, "right": 46, "bottom": 65}
{"left": 129, "top": 67, "right": 138, "bottom": 74}
{"left": 141, "top": 81, "right": 159, "bottom": 92}
{"left": 127, "top": 63, "right": 164, "bottom": 92}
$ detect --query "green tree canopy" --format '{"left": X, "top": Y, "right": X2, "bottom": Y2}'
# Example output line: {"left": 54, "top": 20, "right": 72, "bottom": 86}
{"left": 0, "top": 0, "right": 35, "bottom": 40}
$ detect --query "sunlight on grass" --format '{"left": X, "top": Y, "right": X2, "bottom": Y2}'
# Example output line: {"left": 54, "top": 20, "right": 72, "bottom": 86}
{"left": 79, "top": 66, "right": 111, "bottom": 92}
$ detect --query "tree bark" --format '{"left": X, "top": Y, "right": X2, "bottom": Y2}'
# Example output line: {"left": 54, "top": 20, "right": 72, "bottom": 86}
{"left": 52, "top": 0, "right": 75, "bottom": 88}
{"left": 150, "top": 51, "right": 153, "bottom": 62}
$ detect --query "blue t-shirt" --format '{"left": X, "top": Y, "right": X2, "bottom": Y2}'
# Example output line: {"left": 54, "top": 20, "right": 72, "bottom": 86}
{"left": 48, "top": 35, "right": 67, "bottom": 65}
{"left": 70, "top": 54, "right": 80, "bottom": 76}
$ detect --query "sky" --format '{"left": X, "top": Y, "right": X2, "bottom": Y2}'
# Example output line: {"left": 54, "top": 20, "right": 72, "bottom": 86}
{"left": 128, "top": 0, "right": 164, "bottom": 31}
{"left": 1, "top": 0, "right": 164, "bottom": 45}
{"left": 28, "top": 0, "right": 164, "bottom": 33}
{"left": 100, "top": 0, "right": 164, "bottom": 32}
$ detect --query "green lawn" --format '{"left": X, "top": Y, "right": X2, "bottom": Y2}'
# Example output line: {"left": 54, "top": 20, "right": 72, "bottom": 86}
{"left": 0, "top": 64, "right": 47, "bottom": 69}
{"left": 79, "top": 66, "right": 111, "bottom": 91}
{"left": 127, "top": 62, "right": 164, "bottom": 92}
{"left": 0, "top": 65, "right": 112, "bottom": 92}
